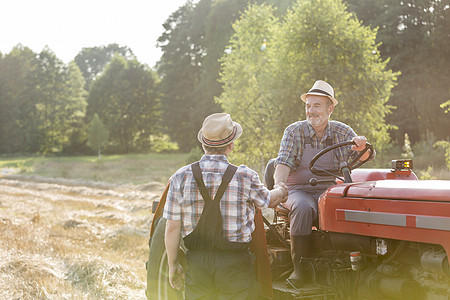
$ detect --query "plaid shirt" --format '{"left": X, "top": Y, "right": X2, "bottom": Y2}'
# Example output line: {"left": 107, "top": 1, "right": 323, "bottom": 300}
{"left": 274, "top": 120, "right": 358, "bottom": 171}
{"left": 163, "top": 155, "right": 270, "bottom": 243}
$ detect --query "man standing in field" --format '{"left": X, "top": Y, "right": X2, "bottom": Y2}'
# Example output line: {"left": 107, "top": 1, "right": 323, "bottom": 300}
{"left": 272, "top": 80, "right": 372, "bottom": 287}
{"left": 164, "top": 113, "right": 288, "bottom": 299}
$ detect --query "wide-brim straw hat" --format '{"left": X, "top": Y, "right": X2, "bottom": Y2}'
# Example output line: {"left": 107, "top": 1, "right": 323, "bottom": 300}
{"left": 198, "top": 113, "right": 243, "bottom": 147}
{"left": 300, "top": 80, "right": 338, "bottom": 106}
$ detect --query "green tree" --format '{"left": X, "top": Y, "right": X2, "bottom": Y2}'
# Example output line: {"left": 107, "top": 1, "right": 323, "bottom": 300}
{"left": 29, "top": 48, "right": 86, "bottom": 153}
{"left": 0, "top": 45, "right": 87, "bottom": 154}
{"left": 217, "top": 4, "right": 282, "bottom": 167}
{"left": 0, "top": 45, "right": 38, "bottom": 153}
{"left": 87, "top": 113, "right": 109, "bottom": 159}
{"left": 157, "top": 1, "right": 210, "bottom": 151}
{"left": 218, "top": 0, "right": 397, "bottom": 167}
{"left": 200, "top": 0, "right": 294, "bottom": 114}
{"left": 435, "top": 100, "right": 450, "bottom": 170}
{"left": 62, "top": 62, "right": 88, "bottom": 153}
{"left": 157, "top": 0, "right": 294, "bottom": 152}
{"left": 345, "top": 0, "right": 450, "bottom": 144}
{"left": 74, "top": 44, "right": 135, "bottom": 90}
{"left": 194, "top": 0, "right": 259, "bottom": 126}
{"left": 86, "top": 56, "right": 161, "bottom": 153}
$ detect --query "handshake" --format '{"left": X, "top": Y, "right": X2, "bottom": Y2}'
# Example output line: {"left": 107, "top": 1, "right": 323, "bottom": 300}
{"left": 269, "top": 182, "right": 288, "bottom": 207}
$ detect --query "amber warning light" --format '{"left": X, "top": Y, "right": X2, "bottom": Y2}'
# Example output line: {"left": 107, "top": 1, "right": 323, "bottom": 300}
{"left": 391, "top": 159, "right": 413, "bottom": 171}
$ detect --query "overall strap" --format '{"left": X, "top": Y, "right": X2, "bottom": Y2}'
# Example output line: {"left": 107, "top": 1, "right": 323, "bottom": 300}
{"left": 302, "top": 121, "right": 312, "bottom": 146}
{"left": 303, "top": 121, "right": 333, "bottom": 147}
{"left": 326, "top": 121, "right": 333, "bottom": 147}
{"left": 214, "top": 164, "right": 238, "bottom": 201}
{"left": 192, "top": 162, "right": 211, "bottom": 202}
{"left": 191, "top": 162, "right": 238, "bottom": 202}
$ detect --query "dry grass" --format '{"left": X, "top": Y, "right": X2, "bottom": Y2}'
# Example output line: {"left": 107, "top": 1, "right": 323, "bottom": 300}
{"left": 2, "top": 150, "right": 446, "bottom": 300}
{"left": 0, "top": 174, "right": 166, "bottom": 299}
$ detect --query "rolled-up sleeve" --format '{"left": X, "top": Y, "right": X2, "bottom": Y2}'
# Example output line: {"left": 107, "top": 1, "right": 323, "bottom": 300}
{"left": 249, "top": 171, "right": 270, "bottom": 209}
{"left": 274, "top": 124, "right": 299, "bottom": 169}
{"left": 163, "top": 179, "right": 182, "bottom": 221}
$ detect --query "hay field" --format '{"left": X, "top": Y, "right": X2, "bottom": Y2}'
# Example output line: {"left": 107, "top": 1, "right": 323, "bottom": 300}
{"left": 0, "top": 154, "right": 188, "bottom": 299}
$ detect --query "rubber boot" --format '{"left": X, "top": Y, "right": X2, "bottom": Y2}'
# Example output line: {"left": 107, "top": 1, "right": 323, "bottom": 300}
{"left": 287, "top": 234, "right": 311, "bottom": 289}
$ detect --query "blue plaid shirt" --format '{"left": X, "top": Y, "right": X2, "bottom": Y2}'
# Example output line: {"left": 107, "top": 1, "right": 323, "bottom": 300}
{"left": 163, "top": 155, "right": 270, "bottom": 243}
{"left": 274, "top": 120, "right": 358, "bottom": 171}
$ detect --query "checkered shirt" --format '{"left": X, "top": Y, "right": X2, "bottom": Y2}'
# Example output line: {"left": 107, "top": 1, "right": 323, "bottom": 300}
{"left": 163, "top": 155, "right": 270, "bottom": 243}
{"left": 274, "top": 120, "right": 359, "bottom": 171}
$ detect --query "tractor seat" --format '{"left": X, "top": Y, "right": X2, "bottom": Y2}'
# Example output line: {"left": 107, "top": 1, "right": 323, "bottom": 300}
{"left": 265, "top": 158, "right": 289, "bottom": 216}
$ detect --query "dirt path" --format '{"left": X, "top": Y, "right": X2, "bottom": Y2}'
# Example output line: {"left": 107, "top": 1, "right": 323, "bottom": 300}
{"left": 0, "top": 175, "right": 164, "bottom": 299}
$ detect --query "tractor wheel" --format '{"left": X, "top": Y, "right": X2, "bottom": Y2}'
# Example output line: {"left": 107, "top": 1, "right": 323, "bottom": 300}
{"left": 146, "top": 217, "right": 186, "bottom": 300}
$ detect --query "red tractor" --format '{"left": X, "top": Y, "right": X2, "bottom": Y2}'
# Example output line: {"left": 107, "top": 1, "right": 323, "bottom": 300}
{"left": 146, "top": 141, "right": 450, "bottom": 299}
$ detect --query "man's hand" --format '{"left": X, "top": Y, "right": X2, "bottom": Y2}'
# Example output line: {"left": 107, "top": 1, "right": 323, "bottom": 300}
{"left": 168, "top": 263, "right": 185, "bottom": 290}
{"left": 269, "top": 182, "right": 288, "bottom": 207}
{"left": 273, "top": 182, "right": 288, "bottom": 203}
{"left": 351, "top": 136, "right": 373, "bottom": 161}
{"left": 165, "top": 219, "right": 183, "bottom": 290}
{"left": 351, "top": 136, "right": 367, "bottom": 152}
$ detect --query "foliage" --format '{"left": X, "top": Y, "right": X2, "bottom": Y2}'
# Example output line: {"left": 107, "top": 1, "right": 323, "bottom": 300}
{"left": 441, "top": 100, "right": 450, "bottom": 113}
{"left": 74, "top": 44, "right": 135, "bottom": 90}
{"left": 345, "top": 0, "right": 450, "bottom": 144}
{"left": 0, "top": 45, "right": 87, "bottom": 154}
{"left": 0, "top": 45, "right": 37, "bottom": 153}
{"left": 185, "top": 146, "right": 204, "bottom": 164}
{"left": 86, "top": 56, "right": 161, "bottom": 153}
{"left": 148, "top": 135, "right": 179, "bottom": 153}
{"left": 156, "top": 0, "right": 295, "bottom": 152}
{"left": 435, "top": 141, "right": 450, "bottom": 170}
{"left": 61, "top": 61, "right": 89, "bottom": 153}
{"left": 156, "top": 0, "right": 217, "bottom": 151}
{"left": 402, "top": 133, "right": 414, "bottom": 158}
{"left": 0, "top": 44, "right": 165, "bottom": 156}
{"left": 417, "top": 166, "right": 438, "bottom": 180}
{"left": 2, "top": 0, "right": 447, "bottom": 162}
{"left": 219, "top": 0, "right": 397, "bottom": 167}
{"left": 87, "top": 113, "right": 109, "bottom": 159}
{"left": 218, "top": 4, "right": 283, "bottom": 168}
{"left": 434, "top": 100, "right": 450, "bottom": 170}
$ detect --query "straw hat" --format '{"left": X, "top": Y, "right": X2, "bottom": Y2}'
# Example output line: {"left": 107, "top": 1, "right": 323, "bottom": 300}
{"left": 300, "top": 80, "right": 338, "bottom": 106}
{"left": 198, "top": 113, "right": 243, "bottom": 147}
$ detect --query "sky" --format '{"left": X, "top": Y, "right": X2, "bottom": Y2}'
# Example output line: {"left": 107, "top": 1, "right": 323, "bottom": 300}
{"left": 0, "top": 0, "right": 189, "bottom": 68}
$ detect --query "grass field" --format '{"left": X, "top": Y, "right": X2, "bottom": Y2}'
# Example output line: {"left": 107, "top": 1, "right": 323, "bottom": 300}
{"left": 1, "top": 150, "right": 449, "bottom": 182}
{"left": 0, "top": 152, "right": 448, "bottom": 299}
{"left": 0, "top": 153, "right": 192, "bottom": 299}
{"left": 0, "top": 153, "right": 190, "bottom": 185}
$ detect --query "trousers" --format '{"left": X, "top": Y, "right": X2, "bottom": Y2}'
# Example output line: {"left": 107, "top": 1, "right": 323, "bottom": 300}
{"left": 282, "top": 185, "right": 328, "bottom": 235}
{"left": 185, "top": 250, "right": 258, "bottom": 300}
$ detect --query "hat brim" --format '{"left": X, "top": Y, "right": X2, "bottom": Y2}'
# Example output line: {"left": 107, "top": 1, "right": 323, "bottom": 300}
{"left": 198, "top": 121, "right": 243, "bottom": 147}
{"left": 301, "top": 92, "right": 338, "bottom": 106}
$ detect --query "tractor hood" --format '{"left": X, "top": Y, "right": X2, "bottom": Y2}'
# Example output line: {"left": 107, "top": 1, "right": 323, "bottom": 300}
{"left": 331, "top": 180, "right": 450, "bottom": 202}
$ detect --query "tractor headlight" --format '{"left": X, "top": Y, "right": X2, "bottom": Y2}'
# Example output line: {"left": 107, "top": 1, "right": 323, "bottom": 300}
{"left": 391, "top": 159, "right": 413, "bottom": 171}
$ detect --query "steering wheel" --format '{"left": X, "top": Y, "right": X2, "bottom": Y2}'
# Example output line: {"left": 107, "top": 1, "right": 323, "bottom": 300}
{"left": 309, "top": 140, "right": 375, "bottom": 183}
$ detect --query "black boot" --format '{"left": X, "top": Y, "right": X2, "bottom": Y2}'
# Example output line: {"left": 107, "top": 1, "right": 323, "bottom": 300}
{"left": 287, "top": 234, "right": 311, "bottom": 289}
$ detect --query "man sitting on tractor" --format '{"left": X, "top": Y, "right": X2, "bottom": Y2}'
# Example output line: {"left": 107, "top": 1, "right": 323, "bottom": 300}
{"left": 272, "top": 80, "right": 372, "bottom": 288}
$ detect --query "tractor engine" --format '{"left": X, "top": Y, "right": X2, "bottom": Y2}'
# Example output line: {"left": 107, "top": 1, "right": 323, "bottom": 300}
{"left": 266, "top": 221, "right": 450, "bottom": 299}
{"left": 264, "top": 160, "right": 450, "bottom": 299}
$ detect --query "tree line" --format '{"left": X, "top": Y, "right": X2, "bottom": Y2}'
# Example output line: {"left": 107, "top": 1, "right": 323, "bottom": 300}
{"left": 0, "top": 44, "right": 162, "bottom": 154}
{"left": 0, "top": 0, "right": 448, "bottom": 166}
